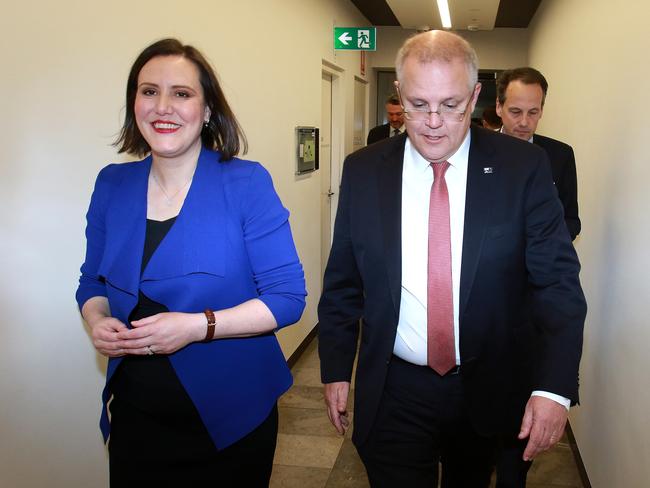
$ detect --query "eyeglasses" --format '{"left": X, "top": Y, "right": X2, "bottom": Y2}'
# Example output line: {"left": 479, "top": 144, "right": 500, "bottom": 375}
{"left": 396, "top": 85, "right": 475, "bottom": 123}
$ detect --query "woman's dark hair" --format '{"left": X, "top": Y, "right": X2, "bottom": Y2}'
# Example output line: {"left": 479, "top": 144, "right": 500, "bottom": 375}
{"left": 114, "top": 38, "right": 247, "bottom": 160}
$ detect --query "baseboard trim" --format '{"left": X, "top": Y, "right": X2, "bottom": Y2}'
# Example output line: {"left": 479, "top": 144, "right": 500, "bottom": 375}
{"left": 287, "top": 324, "right": 319, "bottom": 369}
{"left": 566, "top": 421, "right": 591, "bottom": 488}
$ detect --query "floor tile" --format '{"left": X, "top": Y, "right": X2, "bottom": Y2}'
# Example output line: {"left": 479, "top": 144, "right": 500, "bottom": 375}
{"left": 274, "top": 433, "right": 344, "bottom": 469}
{"left": 325, "top": 437, "right": 369, "bottom": 488}
{"left": 292, "top": 366, "right": 324, "bottom": 388}
{"left": 270, "top": 465, "right": 330, "bottom": 488}
{"left": 527, "top": 444, "right": 583, "bottom": 486}
{"left": 291, "top": 340, "right": 319, "bottom": 369}
{"left": 278, "top": 406, "right": 341, "bottom": 437}
{"left": 279, "top": 385, "right": 325, "bottom": 410}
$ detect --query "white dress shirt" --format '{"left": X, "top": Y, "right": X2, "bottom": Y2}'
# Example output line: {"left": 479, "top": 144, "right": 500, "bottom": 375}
{"left": 394, "top": 133, "right": 469, "bottom": 365}
{"left": 499, "top": 126, "right": 533, "bottom": 143}
{"left": 393, "top": 130, "right": 570, "bottom": 409}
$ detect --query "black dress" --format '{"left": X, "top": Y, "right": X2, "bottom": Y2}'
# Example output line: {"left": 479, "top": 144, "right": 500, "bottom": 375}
{"left": 108, "top": 217, "right": 222, "bottom": 484}
{"left": 108, "top": 218, "right": 278, "bottom": 487}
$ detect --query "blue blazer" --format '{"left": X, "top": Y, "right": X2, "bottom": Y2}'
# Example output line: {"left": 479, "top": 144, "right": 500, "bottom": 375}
{"left": 77, "top": 147, "right": 306, "bottom": 448}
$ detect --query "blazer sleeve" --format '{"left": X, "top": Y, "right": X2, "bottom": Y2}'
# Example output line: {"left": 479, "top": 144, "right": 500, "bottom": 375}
{"left": 367, "top": 125, "right": 387, "bottom": 145}
{"left": 240, "top": 163, "right": 306, "bottom": 328}
{"left": 75, "top": 165, "right": 116, "bottom": 309}
{"left": 557, "top": 146, "right": 581, "bottom": 240}
{"left": 317, "top": 157, "right": 364, "bottom": 383}
{"left": 525, "top": 155, "right": 586, "bottom": 403}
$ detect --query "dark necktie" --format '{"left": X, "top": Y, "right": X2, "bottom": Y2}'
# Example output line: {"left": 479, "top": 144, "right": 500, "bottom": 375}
{"left": 392, "top": 128, "right": 400, "bottom": 137}
{"left": 427, "top": 161, "right": 455, "bottom": 375}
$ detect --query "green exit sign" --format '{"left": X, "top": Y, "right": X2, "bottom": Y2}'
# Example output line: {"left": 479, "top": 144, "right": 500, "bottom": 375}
{"left": 334, "top": 27, "right": 376, "bottom": 51}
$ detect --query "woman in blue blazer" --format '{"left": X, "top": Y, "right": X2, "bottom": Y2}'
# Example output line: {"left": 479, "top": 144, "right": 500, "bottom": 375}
{"left": 76, "top": 39, "right": 306, "bottom": 486}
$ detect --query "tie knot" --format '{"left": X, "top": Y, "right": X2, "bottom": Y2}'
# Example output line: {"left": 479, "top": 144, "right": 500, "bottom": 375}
{"left": 431, "top": 161, "right": 450, "bottom": 178}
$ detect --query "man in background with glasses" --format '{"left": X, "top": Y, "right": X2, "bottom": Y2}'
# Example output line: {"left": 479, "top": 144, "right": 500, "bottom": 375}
{"left": 495, "top": 67, "right": 581, "bottom": 488}
{"left": 367, "top": 94, "right": 405, "bottom": 145}
{"left": 318, "top": 30, "right": 585, "bottom": 487}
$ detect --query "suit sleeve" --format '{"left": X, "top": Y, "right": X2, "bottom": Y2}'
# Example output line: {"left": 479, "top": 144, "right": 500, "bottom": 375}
{"left": 75, "top": 165, "right": 116, "bottom": 309}
{"left": 557, "top": 146, "right": 581, "bottom": 240}
{"left": 318, "top": 157, "right": 363, "bottom": 383}
{"left": 525, "top": 154, "right": 586, "bottom": 403}
{"left": 367, "top": 125, "right": 385, "bottom": 145}
{"left": 367, "top": 127, "right": 378, "bottom": 145}
{"left": 241, "top": 163, "right": 306, "bottom": 328}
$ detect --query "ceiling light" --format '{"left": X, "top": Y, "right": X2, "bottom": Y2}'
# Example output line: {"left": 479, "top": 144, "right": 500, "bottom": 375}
{"left": 436, "top": 0, "right": 452, "bottom": 29}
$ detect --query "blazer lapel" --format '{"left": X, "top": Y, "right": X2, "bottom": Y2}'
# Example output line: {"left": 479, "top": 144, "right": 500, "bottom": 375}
{"left": 377, "top": 134, "right": 406, "bottom": 317}
{"left": 459, "top": 128, "right": 496, "bottom": 323}
{"left": 100, "top": 157, "right": 150, "bottom": 298}
{"left": 142, "top": 148, "right": 225, "bottom": 281}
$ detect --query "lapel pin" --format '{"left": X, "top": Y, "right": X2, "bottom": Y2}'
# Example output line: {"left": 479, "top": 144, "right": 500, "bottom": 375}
{"left": 483, "top": 167, "right": 494, "bottom": 174}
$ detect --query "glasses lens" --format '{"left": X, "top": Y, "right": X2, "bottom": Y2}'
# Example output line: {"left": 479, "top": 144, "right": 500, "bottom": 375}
{"left": 405, "top": 110, "right": 461, "bottom": 122}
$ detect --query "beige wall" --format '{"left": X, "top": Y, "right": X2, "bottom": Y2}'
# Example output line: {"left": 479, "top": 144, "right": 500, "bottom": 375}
{"left": 528, "top": 1, "right": 650, "bottom": 486}
{"left": 368, "top": 26, "right": 529, "bottom": 128}
{"left": 0, "top": 1, "right": 369, "bottom": 486}
{"left": 372, "top": 26, "right": 529, "bottom": 68}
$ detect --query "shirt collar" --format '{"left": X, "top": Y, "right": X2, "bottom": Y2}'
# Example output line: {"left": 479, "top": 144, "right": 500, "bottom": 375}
{"left": 405, "top": 129, "right": 471, "bottom": 174}
{"left": 499, "top": 126, "right": 534, "bottom": 143}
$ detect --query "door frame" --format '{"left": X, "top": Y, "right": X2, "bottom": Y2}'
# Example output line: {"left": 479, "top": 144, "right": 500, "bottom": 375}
{"left": 321, "top": 60, "right": 344, "bottom": 239}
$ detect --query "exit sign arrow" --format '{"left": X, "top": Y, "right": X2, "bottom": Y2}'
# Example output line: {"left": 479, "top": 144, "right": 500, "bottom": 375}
{"left": 338, "top": 32, "right": 353, "bottom": 46}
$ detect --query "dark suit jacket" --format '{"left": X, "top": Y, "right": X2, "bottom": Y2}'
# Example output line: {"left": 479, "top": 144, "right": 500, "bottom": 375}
{"left": 76, "top": 147, "right": 306, "bottom": 449}
{"left": 318, "top": 127, "right": 586, "bottom": 447}
{"left": 533, "top": 134, "right": 581, "bottom": 240}
{"left": 367, "top": 123, "right": 391, "bottom": 145}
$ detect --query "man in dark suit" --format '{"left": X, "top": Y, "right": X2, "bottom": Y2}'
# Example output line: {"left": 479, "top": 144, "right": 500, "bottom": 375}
{"left": 496, "top": 67, "right": 581, "bottom": 240}
{"left": 318, "top": 31, "right": 585, "bottom": 487}
{"left": 494, "top": 67, "right": 582, "bottom": 487}
{"left": 367, "top": 94, "right": 405, "bottom": 144}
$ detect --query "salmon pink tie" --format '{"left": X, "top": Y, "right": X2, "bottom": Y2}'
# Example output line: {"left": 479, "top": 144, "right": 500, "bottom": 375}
{"left": 427, "top": 161, "right": 455, "bottom": 375}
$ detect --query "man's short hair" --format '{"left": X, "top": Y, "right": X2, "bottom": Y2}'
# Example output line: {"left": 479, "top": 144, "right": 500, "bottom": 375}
{"left": 496, "top": 67, "right": 548, "bottom": 106}
{"left": 482, "top": 106, "right": 502, "bottom": 128}
{"left": 385, "top": 94, "right": 401, "bottom": 106}
{"left": 395, "top": 30, "right": 478, "bottom": 91}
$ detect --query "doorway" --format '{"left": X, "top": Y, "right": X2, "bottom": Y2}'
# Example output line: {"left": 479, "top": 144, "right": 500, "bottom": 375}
{"left": 353, "top": 76, "right": 368, "bottom": 153}
{"left": 320, "top": 63, "right": 344, "bottom": 280}
{"left": 320, "top": 72, "right": 333, "bottom": 278}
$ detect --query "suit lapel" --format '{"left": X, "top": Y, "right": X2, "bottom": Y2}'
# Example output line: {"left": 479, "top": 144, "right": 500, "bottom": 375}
{"left": 377, "top": 134, "right": 406, "bottom": 317}
{"left": 459, "top": 128, "right": 496, "bottom": 322}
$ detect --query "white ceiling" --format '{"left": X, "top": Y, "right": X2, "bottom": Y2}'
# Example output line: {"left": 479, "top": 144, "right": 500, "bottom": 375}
{"left": 385, "top": 0, "right": 501, "bottom": 31}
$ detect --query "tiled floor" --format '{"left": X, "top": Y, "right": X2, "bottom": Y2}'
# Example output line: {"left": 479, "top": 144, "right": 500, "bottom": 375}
{"left": 271, "top": 337, "right": 585, "bottom": 488}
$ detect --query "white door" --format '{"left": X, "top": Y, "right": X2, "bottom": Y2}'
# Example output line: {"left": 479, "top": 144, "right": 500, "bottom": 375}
{"left": 320, "top": 72, "right": 333, "bottom": 277}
